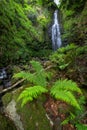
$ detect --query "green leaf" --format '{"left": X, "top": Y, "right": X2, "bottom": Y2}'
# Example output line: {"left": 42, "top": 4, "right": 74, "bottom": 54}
{"left": 18, "top": 86, "right": 48, "bottom": 107}
{"left": 76, "top": 123, "right": 87, "bottom": 130}
{"left": 50, "top": 79, "right": 82, "bottom": 109}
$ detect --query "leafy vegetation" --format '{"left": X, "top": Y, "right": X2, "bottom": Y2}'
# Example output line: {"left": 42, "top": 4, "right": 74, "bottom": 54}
{"left": 50, "top": 79, "right": 82, "bottom": 109}
{"left": 50, "top": 44, "right": 87, "bottom": 70}
{"left": 18, "top": 86, "right": 48, "bottom": 107}
{"left": 14, "top": 60, "right": 82, "bottom": 110}
{"left": 0, "top": 0, "right": 87, "bottom": 129}
{"left": 0, "top": 0, "right": 52, "bottom": 66}
{"left": 62, "top": 96, "right": 87, "bottom": 130}
{"left": 60, "top": 0, "right": 87, "bottom": 45}
{"left": 14, "top": 60, "right": 47, "bottom": 86}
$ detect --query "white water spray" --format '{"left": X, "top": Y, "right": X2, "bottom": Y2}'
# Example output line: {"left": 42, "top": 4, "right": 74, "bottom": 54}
{"left": 54, "top": 0, "right": 60, "bottom": 5}
{"left": 52, "top": 10, "right": 62, "bottom": 51}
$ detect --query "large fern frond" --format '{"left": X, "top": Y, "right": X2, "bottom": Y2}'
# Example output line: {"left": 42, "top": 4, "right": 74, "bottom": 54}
{"left": 13, "top": 71, "right": 33, "bottom": 80}
{"left": 30, "top": 60, "right": 44, "bottom": 73}
{"left": 30, "top": 60, "right": 47, "bottom": 86}
{"left": 51, "top": 79, "right": 82, "bottom": 94}
{"left": 18, "top": 86, "right": 48, "bottom": 107}
{"left": 50, "top": 79, "right": 82, "bottom": 109}
{"left": 51, "top": 90, "right": 80, "bottom": 109}
{"left": 13, "top": 60, "right": 47, "bottom": 86}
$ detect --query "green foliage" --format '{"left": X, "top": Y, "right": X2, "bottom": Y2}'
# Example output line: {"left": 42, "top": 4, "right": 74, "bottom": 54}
{"left": 50, "top": 44, "right": 77, "bottom": 70}
{"left": 14, "top": 60, "right": 47, "bottom": 86}
{"left": 50, "top": 44, "right": 87, "bottom": 70}
{"left": 60, "top": 0, "right": 87, "bottom": 44}
{"left": 76, "top": 123, "right": 87, "bottom": 130}
{"left": 18, "top": 86, "right": 48, "bottom": 107}
{"left": 0, "top": 0, "right": 52, "bottom": 66}
{"left": 64, "top": 10, "right": 75, "bottom": 17}
{"left": 14, "top": 60, "right": 82, "bottom": 110}
{"left": 61, "top": 112, "right": 75, "bottom": 125}
{"left": 50, "top": 79, "right": 82, "bottom": 109}
{"left": 62, "top": 96, "right": 86, "bottom": 129}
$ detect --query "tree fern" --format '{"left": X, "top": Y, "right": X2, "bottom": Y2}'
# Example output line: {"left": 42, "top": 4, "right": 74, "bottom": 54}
{"left": 18, "top": 86, "right": 48, "bottom": 107}
{"left": 50, "top": 79, "right": 82, "bottom": 109}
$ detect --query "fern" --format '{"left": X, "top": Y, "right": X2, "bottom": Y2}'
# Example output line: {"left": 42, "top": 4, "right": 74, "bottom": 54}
{"left": 51, "top": 79, "right": 82, "bottom": 94}
{"left": 13, "top": 71, "right": 33, "bottom": 80}
{"left": 50, "top": 44, "right": 87, "bottom": 70}
{"left": 30, "top": 60, "right": 44, "bottom": 73}
{"left": 18, "top": 86, "right": 48, "bottom": 107}
{"left": 14, "top": 61, "right": 82, "bottom": 110}
{"left": 62, "top": 112, "right": 75, "bottom": 125}
{"left": 76, "top": 123, "right": 87, "bottom": 130}
{"left": 50, "top": 79, "right": 82, "bottom": 109}
{"left": 13, "top": 60, "right": 47, "bottom": 86}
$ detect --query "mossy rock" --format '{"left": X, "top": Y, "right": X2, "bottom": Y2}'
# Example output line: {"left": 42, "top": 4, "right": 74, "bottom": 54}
{"left": 2, "top": 88, "right": 52, "bottom": 130}
{"left": 0, "top": 113, "right": 16, "bottom": 130}
{"left": 16, "top": 97, "right": 52, "bottom": 130}
{"left": 2, "top": 92, "right": 12, "bottom": 107}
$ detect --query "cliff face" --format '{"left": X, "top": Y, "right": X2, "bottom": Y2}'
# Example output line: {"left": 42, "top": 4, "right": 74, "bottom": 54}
{"left": 60, "top": 0, "right": 87, "bottom": 46}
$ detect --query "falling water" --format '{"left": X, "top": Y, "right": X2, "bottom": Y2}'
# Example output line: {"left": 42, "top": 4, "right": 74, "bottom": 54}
{"left": 0, "top": 68, "right": 7, "bottom": 79}
{"left": 54, "top": 0, "right": 59, "bottom": 5}
{"left": 52, "top": 10, "right": 62, "bottom": 51}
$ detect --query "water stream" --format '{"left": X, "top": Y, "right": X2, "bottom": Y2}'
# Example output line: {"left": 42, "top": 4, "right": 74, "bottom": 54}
{"left": 52, "top": 10, "right": 62, "bottom": 51}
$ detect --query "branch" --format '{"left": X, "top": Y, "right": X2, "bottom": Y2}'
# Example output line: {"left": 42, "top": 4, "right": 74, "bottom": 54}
{"left": 0, "top": 79, "right": 25, "bottom": 95}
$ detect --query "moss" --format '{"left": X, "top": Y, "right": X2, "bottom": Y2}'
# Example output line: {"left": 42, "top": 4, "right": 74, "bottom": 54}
{"left": 17, "top": 101, "right": 51, "bottom": 130}
{"left": 2, "top": 85, "right": 52, "bottom": 130}
{"left": 0, "top": 113, "right": 16, "bottom": 130}
{"left": 2, "top": 92, "right": 12, "bottom": 107}
{"left": 60, "top": 1, "right": 87, "bottom": 44}
{"left": 16, "top": 96, "right": 52, "bottom": 130}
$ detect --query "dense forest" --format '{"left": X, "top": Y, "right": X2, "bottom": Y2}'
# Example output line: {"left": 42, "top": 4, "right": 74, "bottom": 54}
{"left": 0, "top": 0, "right": 87, "bottom": 130}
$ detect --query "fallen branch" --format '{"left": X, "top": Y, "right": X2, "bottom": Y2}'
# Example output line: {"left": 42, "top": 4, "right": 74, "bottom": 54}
{"left": 0, "top": 79, "right": 25, "bottom": 95}
{"left": 0, "top": 64, "right": 54, "bottom": 95}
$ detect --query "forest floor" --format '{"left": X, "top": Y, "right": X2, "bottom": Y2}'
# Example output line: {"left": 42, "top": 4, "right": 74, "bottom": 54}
{"left": 44, "top": 96, "right": 87, "bottom": 130}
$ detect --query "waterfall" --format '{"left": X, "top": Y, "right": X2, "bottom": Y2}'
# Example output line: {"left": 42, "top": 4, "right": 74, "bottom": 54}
{"left": 54, "top": 0, "right": 60, "bottom": 5}
{"left": 52, "top": 10, "right": 62, "bottom": 51}
{"left": 0, "top": 68, "right": 7, "bottom": 79}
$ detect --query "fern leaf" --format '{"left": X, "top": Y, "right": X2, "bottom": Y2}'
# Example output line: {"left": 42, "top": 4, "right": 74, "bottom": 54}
{"left": 50, "top": 79, "right": 82, "bottom": 109}
{"left": 76, "top": 123, "right": 87, "bottom": 130}
{"left": 51, "top": 79, "right": 82, "bottom": 94}
{"left": 50, "top": 90, "right": 80, "bottom": 109}
{"left": 30, "top": 60, "right": 44, "bottom": 73}
{"left": 13, "top": 71, "right": 33, "bottom": 80}
{"left": 18, "top": 86, "right": 48, "bottom": 107}
{"left": 30, "top": 60, "right": 47, "bottom": 86}
{"left": 21, "top": 96, "right": 33, "bottom": 107}
{"left": 13, "top": 60, "right": 47, "bottom": 86}
{"left": 13, "top": 71, "right": 26, "bottom": 79}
